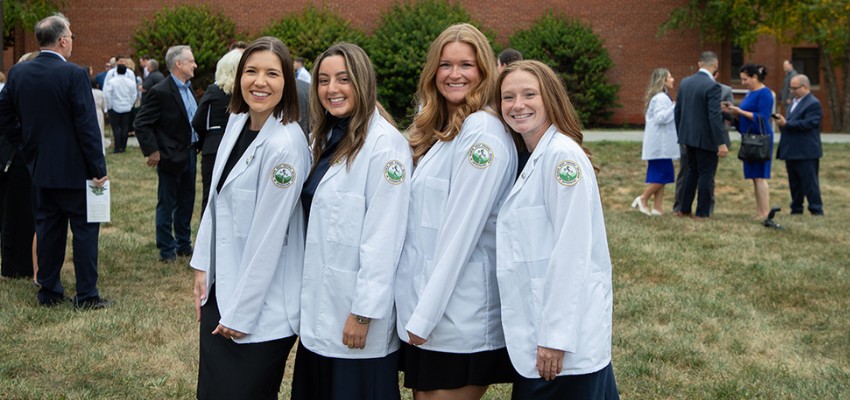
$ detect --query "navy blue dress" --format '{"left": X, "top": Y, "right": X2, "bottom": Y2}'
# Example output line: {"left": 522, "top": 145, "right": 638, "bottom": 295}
{"left": 737, "top": 87, "right": 774, "bottom": 179}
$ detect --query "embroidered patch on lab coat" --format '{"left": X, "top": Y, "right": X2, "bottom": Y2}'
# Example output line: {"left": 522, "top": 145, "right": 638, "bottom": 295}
{"left": 468, "top": 143, "right": 494, "bottom": 168}
{"left": 384, "top": 160, "right": 405, "bottom": 184}
{"left": 556, "top": 160, "right": 581, "bottom": 186}
{"left": 272, "top": 163, "right": 296, "bottom": 188}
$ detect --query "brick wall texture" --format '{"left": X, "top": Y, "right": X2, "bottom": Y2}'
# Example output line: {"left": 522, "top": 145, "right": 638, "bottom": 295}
{"left": 7, "top": 0, "right": 836, "bottom": 130}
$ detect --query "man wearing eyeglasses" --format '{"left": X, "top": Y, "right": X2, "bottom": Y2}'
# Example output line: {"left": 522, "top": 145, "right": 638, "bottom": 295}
{"left": 773, "top": 74, "right": 824, "bottom": 216}
{"left": 0, "top": 13, "right": 110, "bottom": 309}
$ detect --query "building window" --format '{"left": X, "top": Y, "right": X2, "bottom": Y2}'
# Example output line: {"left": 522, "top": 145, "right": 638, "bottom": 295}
{"left": 792, "top": 48, "right": 820, "bottom": 88}
{"left": 730, "top": 45, "right": 744, "bottom": 82}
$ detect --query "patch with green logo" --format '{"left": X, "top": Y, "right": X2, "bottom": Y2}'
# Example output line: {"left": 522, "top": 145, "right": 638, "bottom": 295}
{"left": 272, "top": 163, "right": 295, "bottom": 188}
{"left": 384, "top": 160, "right": 405, "bottom": 185}
{"left": 468, "top": 143, "right": 494, "bottom": 169}
{"left": 556, "top": 160, "right": 581, "bottom": 186}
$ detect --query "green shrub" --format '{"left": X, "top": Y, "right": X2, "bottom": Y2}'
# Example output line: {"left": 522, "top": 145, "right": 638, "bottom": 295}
{"left": 260, "top": 6, "right": 367, "bottom": 70}
{"left": 509, "top": 12, "right": 619, "bottom": 127}
{"left": 131, "top": 5, "right": 236, "bottom": 91}
{"left": 367, "top": 0, "right": 493, "bottom": 126}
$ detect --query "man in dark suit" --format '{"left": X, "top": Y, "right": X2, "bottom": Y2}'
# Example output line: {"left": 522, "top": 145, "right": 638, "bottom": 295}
{"left": 141, "top": 58, "right": 165, "bottom": 104}
{"left": 775, "top": 74, "right": 824, "bottom": 215}
{"left": 134, "top": 45, "right": 198, "bottom": 263}
{"left": 0, "top": 14, "right": 110, "bottom": 308}
{"left": 674, "top": 51, "right": 729, "bottom": 218}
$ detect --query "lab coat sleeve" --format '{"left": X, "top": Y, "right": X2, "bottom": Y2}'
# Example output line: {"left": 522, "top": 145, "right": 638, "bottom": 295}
{"left": 405, "top": 116, "right": 514, "bottom": 339}
{"left": 538, "top": 149, "right": 597, "bottom": 353}
{"left": 352, "top": 131, "right": 412, "bottom": 320}
{"left": 218, "top": 141, "right": 310, "bottom": 334}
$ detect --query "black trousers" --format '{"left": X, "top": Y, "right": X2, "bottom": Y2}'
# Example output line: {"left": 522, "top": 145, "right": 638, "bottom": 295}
{"left": 197, "top": 285, "right": 296, "bottom": 400}
{"left": 785, "top": 159, "right": 823, "bottom": 214}
{"left": 200, "top": 153, "right": 216, "bottom": 214}
{"left": 679, "top": 145, "right": 719, "bottom": 217}
{"left": 32, "top": 186, "right": 100, "bottom": 304}
{"left": 0, "top": 152, "right": 35, "bottom": 278}
{"left": 108, "top": 110, "right": 131, "bottom": 152}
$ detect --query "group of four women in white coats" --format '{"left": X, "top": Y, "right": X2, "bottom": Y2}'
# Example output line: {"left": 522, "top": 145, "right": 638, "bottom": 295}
{"left": 191, "top": 25, "right": 618, "bottom": 400}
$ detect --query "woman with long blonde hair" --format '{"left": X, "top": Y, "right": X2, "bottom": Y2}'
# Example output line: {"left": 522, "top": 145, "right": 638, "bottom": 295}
{"left": 632, "top": 68, "right": 678, "bottom": 215}
{"left": 395, "top": 23, "right": 518, "bottom": 400}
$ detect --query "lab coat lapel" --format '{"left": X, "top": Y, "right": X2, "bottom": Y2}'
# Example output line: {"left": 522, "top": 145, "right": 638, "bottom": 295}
{"left": 413, "top": 140, "right": 445, "bottom": 179}
{"left": 505, "top": 125, "right": 556, "bottom": 201}
{"left": 219, "top": 115, "right": 276, "bottom": 190}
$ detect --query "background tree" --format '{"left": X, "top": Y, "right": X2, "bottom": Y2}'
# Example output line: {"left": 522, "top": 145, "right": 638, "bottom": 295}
{"left": 2, "top": 0, "right": 64, "bottom": 69}
{"left": 509, "top": 12, "right": 620, "bottom": 127}
{"left": 660, "top": 0, "right": 850, "bottom": 132}
{"left": 366, "top": 0, "right": 492, "bottom": 126}
{"left": 260, "top": 6, "right": 366, "bottom": 72}
{"left": 130, "top": 5, "right": 237, "bottom": 92}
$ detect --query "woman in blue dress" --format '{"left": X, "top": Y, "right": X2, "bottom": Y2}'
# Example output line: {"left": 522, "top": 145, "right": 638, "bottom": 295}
{"left": 726, "top": 63, "right": 773, "bottom": 219}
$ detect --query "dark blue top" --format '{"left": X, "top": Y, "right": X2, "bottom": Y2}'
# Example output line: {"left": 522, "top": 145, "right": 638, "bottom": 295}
{"left": 737, "top": 86, "right": 774, "bottom": 179}
{"left": 300, "top": 116, "right": 349, "bottom": 223}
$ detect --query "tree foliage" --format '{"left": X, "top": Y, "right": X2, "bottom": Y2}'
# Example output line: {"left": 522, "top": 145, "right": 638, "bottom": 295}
{"left": 660, "top": 0, "right": 850, "bottom": 132}
{"left": 366, "top": 0, "right": 492, "bottom": 125}
{"left": 509, "top": 12, "right": 620, "bottom": 127}
{"left": 130, "top": 5, "right": 236, "bottom": 91}
{"left": 3, "top": 0, "right": 64, "bottom": 48}
{"left": 260, "top": 6, "right": 366, "bottom": 71}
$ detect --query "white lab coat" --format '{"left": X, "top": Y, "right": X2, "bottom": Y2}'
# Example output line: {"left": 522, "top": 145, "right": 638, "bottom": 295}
{"left": 395, "top": 110, "right": 517, "bottom": 352}
{"left": 497, "top": 125, "right": 613, "bottom": 378}
{"left": 300, "top": 112, "right": 412, "bottom": 359}
{"left": 641, "top": 92, "right": 679, "bottom": 160}
{"left": 190, "top": 113, "right": 311, "bottom": 344}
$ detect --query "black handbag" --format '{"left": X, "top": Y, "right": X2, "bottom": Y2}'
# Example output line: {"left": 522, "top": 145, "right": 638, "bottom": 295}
{"left": 737, "top": 115, "right": 771, "bottom": 162}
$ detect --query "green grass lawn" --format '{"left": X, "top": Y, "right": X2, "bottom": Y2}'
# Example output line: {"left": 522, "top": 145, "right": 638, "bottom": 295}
{"left": 1, "top": 141, "right": 848, "bottom": 399}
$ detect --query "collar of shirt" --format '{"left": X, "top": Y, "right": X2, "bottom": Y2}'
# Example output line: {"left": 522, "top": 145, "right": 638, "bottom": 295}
{"left": 170, "top": 74, "right": 198, "bottom": 143}
{"left": 698, "top": 68, "right": 715, "bottom": 81}
{"left": 40, "top": 50, "right": 66, "bottom": 62}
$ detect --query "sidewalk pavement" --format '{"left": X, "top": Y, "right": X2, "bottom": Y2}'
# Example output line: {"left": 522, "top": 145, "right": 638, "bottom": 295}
{"left": 119, "top": 131, "right": 850, "bottom": 149}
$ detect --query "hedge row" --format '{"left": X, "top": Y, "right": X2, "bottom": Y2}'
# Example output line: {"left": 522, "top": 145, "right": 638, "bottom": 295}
{"left": 131, "top": 2, "right": 618, "bottom": 127}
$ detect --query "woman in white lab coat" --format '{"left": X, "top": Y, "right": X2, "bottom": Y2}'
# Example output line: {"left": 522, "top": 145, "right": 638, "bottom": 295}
{"left": 496, "top": 60, "right": 619, "bottom": 399}
{"left": 395, "top": 23, "right": 518, "bottom": 400}
{"left": 291, "top": 43, "right": 411, "bottom": 400}
{"left": 190, "top": 37, "right": 311, "bottom": 400}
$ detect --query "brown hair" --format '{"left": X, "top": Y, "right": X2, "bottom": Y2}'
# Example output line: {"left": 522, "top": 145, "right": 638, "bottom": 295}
{"left": 497, "top": 60, "right": 597, "bottom": 171}
{"left": 408, "top": 23, "right": 497, "bottom": 164}
{"left": 228, "top": 36, "right": 299, "bottom": 124}
{"left": 309, "top": 42, "right": 396, "bottom": 170}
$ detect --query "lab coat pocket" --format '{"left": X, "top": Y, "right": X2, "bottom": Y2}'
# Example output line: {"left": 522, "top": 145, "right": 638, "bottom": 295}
{"left": 582, "top": 272, "right": 610, "bottom": 350}
{"left": 420, "top": 177, "right": 449, "bottom": 229}
{"left": 231, "top": 188, "right": 256, "bottom": 238}
{"left": 529, "top": 278, "right": 545, "bottom": 330}
{"left": 317, "top": 265, "right": 357, "bottom": 345}
{"left": 327, "top": 192, "right": 365, "bottom": 247}
{"left": 511, "top": 206, "right": 552, "bottom": 263}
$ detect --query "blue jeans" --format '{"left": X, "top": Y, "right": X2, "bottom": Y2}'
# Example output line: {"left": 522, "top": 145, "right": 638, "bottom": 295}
{"left": 156, "top": 150, "right": 196, "bottom": 259}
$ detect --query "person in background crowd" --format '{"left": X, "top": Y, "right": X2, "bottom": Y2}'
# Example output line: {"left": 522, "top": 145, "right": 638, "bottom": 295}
{"left": 134, "top": 45, "right": 198, "bottom": 263}
{"left": 633, "top": 68, "right": 677, "bottom": 216}
{"left": 780, "top": 60, "right": 798, "bottom": 113}
{"left": 774, "top": 74, "right": 824, "bottom": 216}
{"left": 497, "top": 59, "right": 619, "bottom": 400}
{"left": 91, "top": 78, "right": 107, "bottom": 154}
{"left": 292, "top": 42, "right": 411, "bottom": 400}
{"left": 725, "top": 63, "right": 774, "bottom": 220}
{"left": 190, "top": 36, "right": 310, "bottom": 400}
{"left": 141, "top": 59, "right": 165, "bottom": 104}
{"left": 0, "top": 13, "right": 109, "bottom": 309}
{"left": 497, "top": 48, "right": 522, "bottom": 73}
{"left": 103, "top": 63, "right": 137, "bottom": 153}
{"left": 395, "top": 23, "right": 517, "bottom": 400}
{"left": 295, "top": 57, "right": 312, "bottom": 84}
{"left": 192, "top": 49, "right": 243, "bottom": 213}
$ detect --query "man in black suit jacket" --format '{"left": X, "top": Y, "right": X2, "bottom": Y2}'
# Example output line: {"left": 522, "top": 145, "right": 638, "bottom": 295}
{"left": 134, "top": 45, "right": 198, "bottom": 263}
{"left": 0, "top": 14, "right": 109, "bottom": 308}
{"left": 674, "top": 51, "right": 729, "bottom": 218}
{"left": 775, "top": 74, "right": 824, "bottom": 215}
{"left": 141, "top": 58, "right": 165, "bottom": 104}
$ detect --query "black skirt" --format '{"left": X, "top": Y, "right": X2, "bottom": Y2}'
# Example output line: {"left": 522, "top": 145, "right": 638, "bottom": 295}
{"left": 400, "top": 342, "right": 515, "bottom": 391}
{"left": 511, "top": 362, "right": 620, "bottom": 400}
{"left": 291, "top": 342, "right": 401, "bottom": 400}
{"left": 197, "top": 285, "right": 297, "bottom": 400}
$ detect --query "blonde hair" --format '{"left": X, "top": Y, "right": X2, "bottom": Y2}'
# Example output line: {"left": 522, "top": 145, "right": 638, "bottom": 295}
{"left": 644, "top": 68, "right": 670, "bottom": 112}
{"left": 309, "top": 43, "right": 396, "bottom": 170}
{"left": 409, "top": 23, "right": 497, "bottom": 164}
{"left": 215, "top": 49, "right": 242, "bottom": 94}
{"left": 497, "top": 60, "right": 597, "bottom": 172}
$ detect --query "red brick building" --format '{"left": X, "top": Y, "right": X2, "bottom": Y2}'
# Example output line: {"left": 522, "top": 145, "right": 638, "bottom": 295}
{"left": 2, "top": 0, "right": 833, "bottom": 129}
